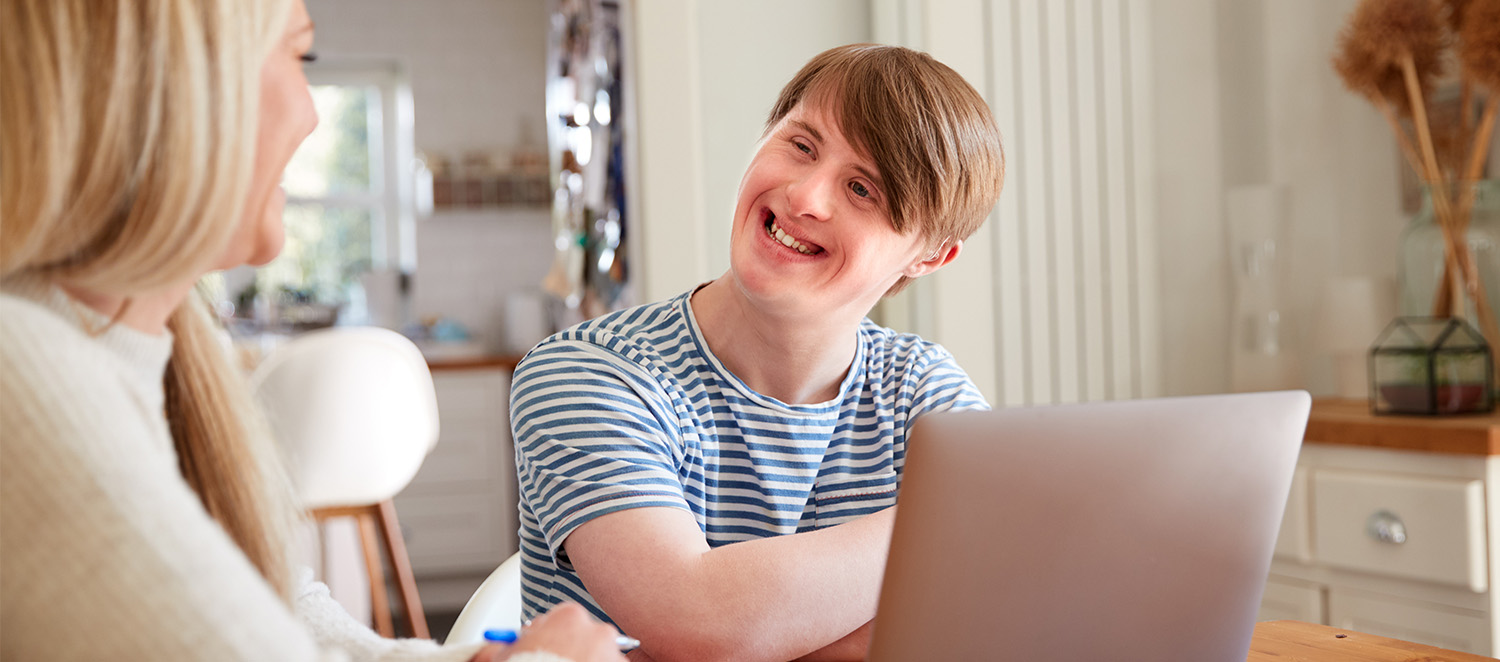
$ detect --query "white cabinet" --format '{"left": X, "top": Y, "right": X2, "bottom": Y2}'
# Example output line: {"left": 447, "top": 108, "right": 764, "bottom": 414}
{"left": 1262, "top": 441, "right": 1496, "bottom": 656}
{"left": 394, "top": 366, "right": 519, "bottom": 611}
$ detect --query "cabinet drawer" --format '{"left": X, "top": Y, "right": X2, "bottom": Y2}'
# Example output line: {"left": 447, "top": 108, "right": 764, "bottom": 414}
{"left": 395, "top": 492, "right": 510, "bottom": 575}
{"left": 417, "top": 371, "right": 511, "bottom": 486}
{"left": 1312, "top": 470, "right": 1486, "bottom": 592}
{"left": 412, "top": 425, "right": 505, "bottom": 487}
{"left": 1328, "top": 588, "right": 1491, "bottom": 655}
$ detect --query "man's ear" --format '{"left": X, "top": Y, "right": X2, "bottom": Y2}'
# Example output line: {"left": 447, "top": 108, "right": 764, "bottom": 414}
{"left": 903, "top": 238, "right": 964, "bottom": 279}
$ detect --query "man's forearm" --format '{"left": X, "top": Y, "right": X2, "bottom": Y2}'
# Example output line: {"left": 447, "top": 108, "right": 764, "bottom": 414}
{"left": 570, "top": 506, "right": 897, "bottom": 662}
{"left": 793, "top": 620, "right": 873, "bottom": 662}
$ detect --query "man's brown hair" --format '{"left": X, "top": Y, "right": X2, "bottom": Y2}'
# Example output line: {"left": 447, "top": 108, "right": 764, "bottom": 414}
{"left": 767, "top": 44, "right": 1005, "bottom": 293}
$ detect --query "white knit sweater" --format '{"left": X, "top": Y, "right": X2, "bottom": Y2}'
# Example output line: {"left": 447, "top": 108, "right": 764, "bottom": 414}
{"left": 0, "top": 277, "right": 496, "bottom": 661}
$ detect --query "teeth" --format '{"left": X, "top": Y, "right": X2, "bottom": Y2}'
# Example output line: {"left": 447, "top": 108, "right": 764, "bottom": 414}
{"left": 766, "top": 218, "right": 815, "bottom": 254}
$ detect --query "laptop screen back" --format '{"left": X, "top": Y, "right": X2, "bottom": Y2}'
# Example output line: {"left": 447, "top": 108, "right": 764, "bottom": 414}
{"left": 867, "top": 391, "right": 1310, "bottom": 662}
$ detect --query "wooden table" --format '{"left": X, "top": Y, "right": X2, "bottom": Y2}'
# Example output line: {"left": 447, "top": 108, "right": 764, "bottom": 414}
{"left": 1248, "top": 621, "right": 1495, "bottom": 661}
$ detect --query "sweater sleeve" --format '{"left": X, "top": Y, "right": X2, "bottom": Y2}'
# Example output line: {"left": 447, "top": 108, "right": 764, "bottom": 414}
{"left": 0, "top": 296, "right": 475, "bottom": 662}
{"left": 294, "top": 571, "right": 484, "bottom": 662}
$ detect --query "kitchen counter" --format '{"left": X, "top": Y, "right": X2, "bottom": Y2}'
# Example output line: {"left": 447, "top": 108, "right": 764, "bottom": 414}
{"left": 1306, "top": 398, "right": 1500, "bottom": 455}
{"left": 425, "top": 354, "right": 523, "bottom": 372}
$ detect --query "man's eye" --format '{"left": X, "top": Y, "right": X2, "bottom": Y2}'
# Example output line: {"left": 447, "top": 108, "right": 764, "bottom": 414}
{"left": 851, "top": 181, "right": 871, "bottom": 198}
{"left": 300, "top": 51, "right": 319, "bottom": 63}
{"left": 794, "top": 141, "right": 812, "bottom": 154}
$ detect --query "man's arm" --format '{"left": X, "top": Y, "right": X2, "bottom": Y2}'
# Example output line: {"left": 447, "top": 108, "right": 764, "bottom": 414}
{"left": 565, "top": 505, "right": 895, "bottom": 662}
{"left": 794, "top": 621, "right": 873, "bottom": 661}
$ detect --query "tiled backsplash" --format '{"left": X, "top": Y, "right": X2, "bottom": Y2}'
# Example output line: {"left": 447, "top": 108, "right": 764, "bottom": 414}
{"left": 411, "top": 209, "right": 554, "bottom": 353}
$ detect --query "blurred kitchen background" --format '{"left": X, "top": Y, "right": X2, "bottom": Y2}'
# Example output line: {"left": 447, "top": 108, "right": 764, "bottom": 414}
{"left": 229, "top": 0, "right": 1500, "bottom": 650}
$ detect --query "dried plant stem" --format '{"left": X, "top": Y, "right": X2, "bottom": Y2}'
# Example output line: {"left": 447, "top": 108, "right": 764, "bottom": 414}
{"left": 1457, "top": 95, "right": 1498, "bottom": 223}
{"left": 1403, "top": 51, "right": 1469, "bottom": 318}
{"left": 1400, "top": 53, "right": 1451, "bottom": 206}
{"left": 1457, "top": 95, "right": 1500, "bottom": 378}
{"left": 1436, "top": 267, "right": 1457, "bottom": 316}
{"left": 1378, "top": 102, "right": 1425, "bottom": 176}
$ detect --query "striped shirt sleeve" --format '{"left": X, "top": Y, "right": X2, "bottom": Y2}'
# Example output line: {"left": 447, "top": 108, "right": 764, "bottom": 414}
{"left": 908, "top": 344, "right": 991, "bottom": 417}
{"left": 511, "top": 339, "right": 692, "bottom": 565}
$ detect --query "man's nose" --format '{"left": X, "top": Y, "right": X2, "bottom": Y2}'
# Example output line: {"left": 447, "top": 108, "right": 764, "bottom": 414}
{"left": 785, "top": 167, "right": 837, "bottom": 222}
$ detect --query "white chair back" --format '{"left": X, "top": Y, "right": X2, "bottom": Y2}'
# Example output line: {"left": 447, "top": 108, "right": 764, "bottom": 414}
{"left": 448, "top": 552, "right": 524, "bottom": 644}
{"left": 250, "top": 326, "right": 439, "bottom": 508}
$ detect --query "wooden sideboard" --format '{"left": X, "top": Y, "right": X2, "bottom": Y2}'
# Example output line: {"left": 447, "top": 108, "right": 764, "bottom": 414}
{"left": 1258, "top": 398, "right": 1500, "bottom": 656}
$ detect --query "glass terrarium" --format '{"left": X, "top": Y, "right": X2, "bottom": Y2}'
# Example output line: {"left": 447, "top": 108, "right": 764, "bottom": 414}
{"left": 1369, "top": 317, "right": 1494, "bottom": 415}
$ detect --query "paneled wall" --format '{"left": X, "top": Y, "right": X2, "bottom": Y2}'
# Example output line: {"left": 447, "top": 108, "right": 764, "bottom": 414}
{"left": 875, "top": 0, "right": 1161, "bottom": 407}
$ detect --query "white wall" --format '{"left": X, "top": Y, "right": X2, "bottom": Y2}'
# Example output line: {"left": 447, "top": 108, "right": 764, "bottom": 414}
{"left": 307, "top": 0, "right": 548, "bottom": 156}
{"left": 1152, "top": 0, "right": 1404, "bottom": 396}
{"left": 1261, "top": 0, "right": 1404, "bottom": 395}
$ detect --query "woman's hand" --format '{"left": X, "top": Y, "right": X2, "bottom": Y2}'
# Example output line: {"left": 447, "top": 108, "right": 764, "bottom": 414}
{"left": 470, "top": 602, "right": 628, "bottom": 662}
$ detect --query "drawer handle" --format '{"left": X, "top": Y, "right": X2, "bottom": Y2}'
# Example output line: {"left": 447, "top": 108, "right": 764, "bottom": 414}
{"left": 1365, "top": 510, "right": 1407, "bottom": 545}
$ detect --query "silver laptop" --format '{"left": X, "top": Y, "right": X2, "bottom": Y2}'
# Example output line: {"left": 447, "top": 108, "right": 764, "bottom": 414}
{"left": 867, "top": 391, "right": 1310, "bottom": 662}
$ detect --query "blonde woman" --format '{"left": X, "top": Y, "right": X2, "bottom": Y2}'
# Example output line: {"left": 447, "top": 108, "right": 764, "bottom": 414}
{"left": 0, "top": 1, "right": 623, "bottom": 660}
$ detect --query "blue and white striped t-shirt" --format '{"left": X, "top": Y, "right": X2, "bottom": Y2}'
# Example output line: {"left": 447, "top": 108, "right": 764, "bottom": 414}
{"left": 511, "top": 290, "right": 988, "bottom": 624}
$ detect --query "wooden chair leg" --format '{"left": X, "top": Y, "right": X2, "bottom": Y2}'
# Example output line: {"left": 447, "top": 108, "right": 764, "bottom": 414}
{"left": 376, "top": 499, "right": 429, "bottom": 639}
{"left": 356, "top": 508, "right": 396, "bottom": 638}
{"left": 314, "top": 519, "right": 330, "bottom": 582}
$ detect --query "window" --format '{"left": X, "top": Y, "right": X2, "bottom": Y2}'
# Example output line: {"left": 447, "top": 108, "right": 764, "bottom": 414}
{"left": 222, "top": 61, "right": 418, "bottom": 329}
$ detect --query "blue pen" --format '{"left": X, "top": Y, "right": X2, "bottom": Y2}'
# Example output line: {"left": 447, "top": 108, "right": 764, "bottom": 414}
{"left": 483, "top": 628, "right": 641, "bottom": 651}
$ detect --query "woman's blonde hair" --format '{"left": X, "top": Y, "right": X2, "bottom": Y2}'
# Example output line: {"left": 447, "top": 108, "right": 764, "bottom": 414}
{"left": 1, "top": 0, "right": 299, "bottom": 599}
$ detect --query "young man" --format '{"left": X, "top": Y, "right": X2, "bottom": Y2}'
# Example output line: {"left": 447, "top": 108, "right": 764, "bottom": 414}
{"left": 511, "top": 44, "right": 1005, "bottom": 662}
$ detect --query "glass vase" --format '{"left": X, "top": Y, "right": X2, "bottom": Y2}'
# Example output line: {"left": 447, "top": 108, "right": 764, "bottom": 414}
{"left": 1397, "top": 180, "right": 1500, "bottom": 323}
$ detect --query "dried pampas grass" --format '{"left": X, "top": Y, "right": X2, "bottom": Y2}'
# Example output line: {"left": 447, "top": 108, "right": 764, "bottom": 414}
{"left": 1334, "top": 0, "right": 1447, "bottom": 116}
{"left": 1442, "top": 0, "right": 1475, "bottom": 34}
{"left": 1459, "top": 0, "right": 1500, "bottom": 90}
{"left": 1334, "top": 0, "right": 1500, "bottom": 374}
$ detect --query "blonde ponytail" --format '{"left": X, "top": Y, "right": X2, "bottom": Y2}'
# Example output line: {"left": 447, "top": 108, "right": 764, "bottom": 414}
{"left": 165, "top": 293, "right": 298, "bottom": 600}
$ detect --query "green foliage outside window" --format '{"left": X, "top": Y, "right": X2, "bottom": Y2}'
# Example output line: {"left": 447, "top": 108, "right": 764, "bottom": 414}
{"left": 256, "top": 84, "right": 379, "bottom": 305}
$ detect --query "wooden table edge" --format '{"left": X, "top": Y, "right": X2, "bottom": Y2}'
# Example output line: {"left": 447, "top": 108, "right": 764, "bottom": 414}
{"left": 1248, "top": 620, "right": 1495, "bottom": 661}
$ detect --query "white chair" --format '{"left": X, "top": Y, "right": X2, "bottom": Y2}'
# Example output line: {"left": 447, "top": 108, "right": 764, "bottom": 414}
{"left": 447, "top": 552, "right": 524, "bottom": 645}
{"left": 251, "top": 326, "right": 439, "bottom": 638}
